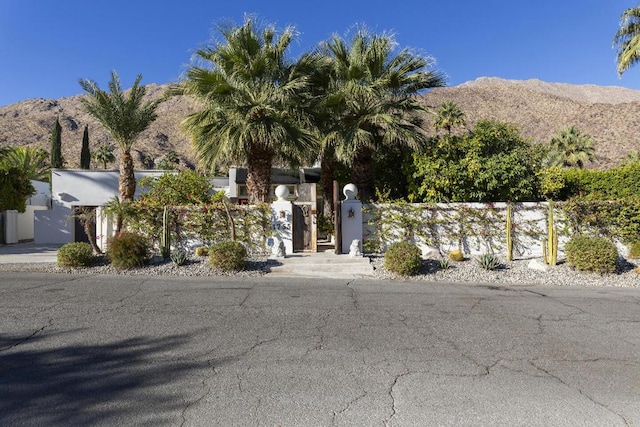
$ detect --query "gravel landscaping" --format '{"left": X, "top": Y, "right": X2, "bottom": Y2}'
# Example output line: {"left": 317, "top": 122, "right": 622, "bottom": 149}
{"left": 1, "top": 252, "right": 639, "bottom": 288}
{"left": 0, "top": 254, "right": 272, "bottom": 277}
{"left": 370, "top": 255, "right": 640, "bottom": 288}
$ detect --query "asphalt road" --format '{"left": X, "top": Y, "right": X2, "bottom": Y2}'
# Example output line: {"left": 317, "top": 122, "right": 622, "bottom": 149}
{"left": 1, "top": 273, "right": 639, "bottom": 426}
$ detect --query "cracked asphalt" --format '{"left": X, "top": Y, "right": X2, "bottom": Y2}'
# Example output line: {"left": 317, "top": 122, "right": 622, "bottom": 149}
{"left": 1, "top": 273, "right": 639, "bottom": 426}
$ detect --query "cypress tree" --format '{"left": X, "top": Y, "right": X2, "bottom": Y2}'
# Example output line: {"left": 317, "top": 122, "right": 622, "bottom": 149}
{"left": 50, "top": 117, "right": 63, "bottom": 168}
{"left": 80, "top": 125, "right": 91, "bottom": 169}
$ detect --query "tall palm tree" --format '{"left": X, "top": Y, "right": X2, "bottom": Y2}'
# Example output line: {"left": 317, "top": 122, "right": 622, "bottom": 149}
{"left": 175, "top": 17, "right": 319, "bottom": 203}
{"left": 1, "top": 146, "right": 50, "bottom": 181}
{"left": 319, "top": 28, "right": 446, "bottom": 201}
{"left": 546, "top": 126, "right": 596, "bottom": 168}
{"left": 92, "top": 144, "right": 116, "bottom": 169}
{"left": 433, "top": 101, "right": 466, "bottom": 135}
{"left": 614, "top": 6, "right": 640, "bottom": 76}
{"left": 79, "top": 71, "right": 162, "bottom": 202}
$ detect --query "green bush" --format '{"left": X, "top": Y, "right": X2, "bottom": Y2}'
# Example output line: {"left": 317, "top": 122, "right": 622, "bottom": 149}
{"left": 57, "top": 242, "right": 94, "bottom": 267}
{"left": 208, "top": 240, "right": 247, "bottom": 271}
{"left": 565, "top": 235, "right": 618, "bottom": 274}
{"left": 629, "top": 241, "right": 640, "bottom": 259}
{"left": 384, "top": 241, "right": 422, "bottom": 276}
{"left": 107, "top": 231, "right": 150, "bottom": 269}
{"left": 563, "top": 161, "right": 640, "bottom": 200}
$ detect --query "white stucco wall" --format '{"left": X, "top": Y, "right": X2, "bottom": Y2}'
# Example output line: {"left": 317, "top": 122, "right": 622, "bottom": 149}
{"left": 35, "top": 169, "right": 169, "bottom": 244}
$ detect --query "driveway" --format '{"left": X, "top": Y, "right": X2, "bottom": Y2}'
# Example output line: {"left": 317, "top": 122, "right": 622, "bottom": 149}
{"left": 1, "top": 273, "right": 639, "bottom": 426}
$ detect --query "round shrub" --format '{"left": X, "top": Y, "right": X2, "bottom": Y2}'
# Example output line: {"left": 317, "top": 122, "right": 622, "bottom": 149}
{"left": 565, "top": 235, "right": 618, "bottom": 274}
{"left": 384, "top": 241, "right": 422, "bottom": 276}
{"left": 448, "top": 249, "right": 465, "bottom": 262}
{"left": 209, "top": 240, "right": 247, "bottom": 271}
{"left": 57, "top": 242, "right": 94, "bottom": 267}
{"left": 107, "top": 231, "right": 150, "bottom": 269}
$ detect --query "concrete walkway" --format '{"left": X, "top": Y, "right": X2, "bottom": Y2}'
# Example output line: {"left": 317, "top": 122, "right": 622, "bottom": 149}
{"left": 0, "top": 242, "right": 61, "bottom": 264}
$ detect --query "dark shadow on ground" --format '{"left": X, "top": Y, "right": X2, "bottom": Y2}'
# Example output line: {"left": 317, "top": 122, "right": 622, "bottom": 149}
{"left": 0, "top": 330, "right": 215, "bottom": 426}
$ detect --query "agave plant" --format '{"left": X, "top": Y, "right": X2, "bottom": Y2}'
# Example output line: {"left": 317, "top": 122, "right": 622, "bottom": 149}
{"left": 477, "top": 253, "right": 501, "bottom": 271}
{"left": 439, "top": 258, "right": 451, "bottom": 271}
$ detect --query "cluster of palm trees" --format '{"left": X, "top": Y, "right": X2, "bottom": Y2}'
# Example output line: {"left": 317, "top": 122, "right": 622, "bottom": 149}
{"left": 174, "top": 18, "right": 446, "bottom": 204}
{"left": 77, "top": 19, "right": 445, "bottom": 211}
{"left": 72, "top": 8, "right": 640, "bottom": 214}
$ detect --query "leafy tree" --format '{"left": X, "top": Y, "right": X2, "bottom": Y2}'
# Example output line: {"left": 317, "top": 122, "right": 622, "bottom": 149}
{"left": 408, "top": 120, "right": 538, "bottom": 202}
{"left": 80, "top": 125, "right": 91, "bottom": 169}
{"left": 614, "top": 6, "right": 640, "bottom": 76}
{"left": 175, "top": 17, "right": 318, "bottom": 203}
{"left": 546, "top": 126, "right": 596, "bottom": 168}
{"left": 138, "top": 170, "right": 213, "bottom": 206}
{"left": 79, "top": 71, "right": 162, "bottom": 203}
{"left": 50, "top": 117, "right": 63, "bottom": 168}
{"left": 0, "top": 167, "right": 35, "bottom": 212}
{"left": 319, "top": 28, "right": 446, "bottom": 201}
{"left": 0, "top": 146, "right": 50, "bottom": 181}
{"left": 433, "top": 101, "right": 466, "bottom": 135}
{"left": 92, "top": 144, "right": 115, "bottom": 169}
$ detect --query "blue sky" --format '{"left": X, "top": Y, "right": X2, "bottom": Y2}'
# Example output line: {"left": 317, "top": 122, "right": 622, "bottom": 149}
{"left": 1, "top": 0, "right": 640, "bottom": 106}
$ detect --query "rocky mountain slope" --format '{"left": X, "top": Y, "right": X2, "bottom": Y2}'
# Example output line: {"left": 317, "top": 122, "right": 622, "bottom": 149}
{"left": 420, "top": 77, "right": 640, "bottom": 168}
{"left": 1, "top": 77, "right": 640, "bottom": 169}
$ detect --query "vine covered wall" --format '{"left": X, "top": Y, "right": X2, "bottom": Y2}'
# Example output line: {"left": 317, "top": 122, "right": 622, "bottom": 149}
{"left": 125, "top": 202, "right": 271, "bottom": 255}
{"left": 363, "top": 201, "right": 635, "bottom": 258}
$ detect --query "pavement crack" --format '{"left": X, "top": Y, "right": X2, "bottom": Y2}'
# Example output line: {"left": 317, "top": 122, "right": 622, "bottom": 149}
{"left": 346, "top": 279, "right": 359, "bottom": 310}
{"left": 529, "top": 360, "right": 631, "bottom": 425}
{"left": 0, "top": 318, "right": 53, "bottom": 352}
{"left": 383, "top": 370, "right": 410, "bottom": 426}
{"left": 239, "top": 285, "right": 255, "bottom": 307}
{"left": 332, "top": 391, "right": 367, "bottom": 426}
{"left": 180, "top": 360, "right": 216, "bottom": 427}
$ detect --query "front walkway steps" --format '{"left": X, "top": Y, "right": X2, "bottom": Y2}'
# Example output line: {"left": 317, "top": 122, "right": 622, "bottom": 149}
{"left": 267, "top": 251, "right": 374, "bottom": 279}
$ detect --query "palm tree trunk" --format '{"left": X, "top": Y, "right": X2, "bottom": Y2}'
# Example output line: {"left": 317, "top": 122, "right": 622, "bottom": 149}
{"left": 119, "top": 149, "right": 136, "bottom": 202}
{"left": 82, "top": 208, "right": 103, "bottom": 254}
{"left": 352, "top": 145, "right": 374, "bottom": 202}
{"left": 247, "top": 145, "right": 274, "bottom": 203}
{"left": 321, "top": 147, "right": 335, "bottom": 217}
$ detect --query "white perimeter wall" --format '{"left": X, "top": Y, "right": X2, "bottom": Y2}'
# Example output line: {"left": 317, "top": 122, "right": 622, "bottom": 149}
{"left": 35, "top": 169, "right": 168, "bottom": 244}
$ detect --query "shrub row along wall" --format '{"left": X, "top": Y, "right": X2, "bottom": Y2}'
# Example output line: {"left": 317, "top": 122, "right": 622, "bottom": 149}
{"left": 363, "top": 201, "right": 638, "bottom": 259}
{"left": 126, "top": 202, "right": 271, "bottom": 255}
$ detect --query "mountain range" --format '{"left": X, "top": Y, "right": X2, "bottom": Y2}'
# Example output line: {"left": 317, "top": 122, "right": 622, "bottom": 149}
{"left": 1, "top": 77, "right": 640, "bottom": 170}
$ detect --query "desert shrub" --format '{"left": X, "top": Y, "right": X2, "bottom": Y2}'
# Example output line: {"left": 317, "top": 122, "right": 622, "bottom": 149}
{"left": 170, "top": 250, "right": 188, "bottom": 266}
{"left": 195, "top": 246, "right": 209, "bottom": 257}
{"left": 57, "top": 242, "right": 94, "bottom": 267}
{"left": 208, "top": 240, "right": 247, "bottom": 271}
{"left": 477, "top": 253, "right": 500, "bottom": 271}
{"left": 565, "top": 235, "right": 618, "bottom": 274}
{"left": 448, "top": 249, "right": 465, "bottom": 262}
{"left": 107, "top": 231, "right": 150, "bottom": 269}
{"left": 384, "top": 241, "right": 422, "bottom": 276}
